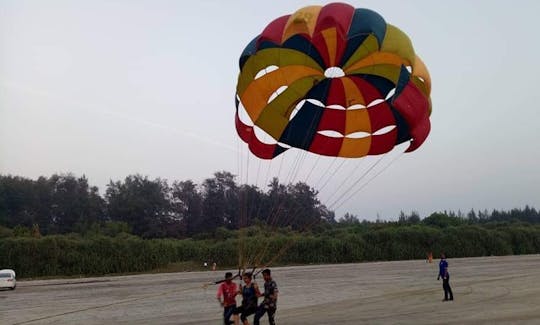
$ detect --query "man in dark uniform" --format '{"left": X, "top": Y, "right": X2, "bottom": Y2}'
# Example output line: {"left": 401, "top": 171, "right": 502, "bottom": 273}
{"left": 254, "top": 269, "right": 278, "bottom": 325}
{"left": 437, "top": 253, "right": 454, "bottom": 301}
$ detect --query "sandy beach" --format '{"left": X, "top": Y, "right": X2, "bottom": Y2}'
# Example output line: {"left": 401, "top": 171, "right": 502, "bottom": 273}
{"left": 1, "top": 255, "right": 539, "bottom": 324}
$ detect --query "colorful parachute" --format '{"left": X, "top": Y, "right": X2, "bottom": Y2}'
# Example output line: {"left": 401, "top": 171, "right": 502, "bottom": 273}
{"left": 235, "top": 2, "right": 431, "bottom": 160}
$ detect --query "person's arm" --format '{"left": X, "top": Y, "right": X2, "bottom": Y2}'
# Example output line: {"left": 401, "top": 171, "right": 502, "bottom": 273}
{"left": 254, "top": 283, "right": 262, "bottom": 297}
{"left": 437, "top": 261, "right": 446, "bottom": 280}
{"left": 216, "top": 284, "right": 224, "bottom": 306}
{"left": 271, "top": 288, "right": 278, "bottom": 302}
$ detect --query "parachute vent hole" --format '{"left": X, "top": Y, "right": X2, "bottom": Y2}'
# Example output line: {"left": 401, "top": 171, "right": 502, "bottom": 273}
{"left": 306, "top": 98, "right": 325, "bottom": 107}
{"left": 327, "top": 104, "right": 346, "bottom": 110}
{"left": 373, "top": 125, "right": 396, "bottom": 136}
{"left": 385, "top": 88, "right": 396, "bottom": 101}
{"left": 237, "top": 99, "right": 254, "bottom": 126}
{"left": 348, "top": 104, "right": 366, "bottom": 110}
{"left": 367, "top": 98, "right": 385, "bottom": 108}
{"left": 254, "top": 65, "right": 279, "bottom": 80}
{"left": 289, "top": 100, "right": 306, "bottom": 121}
{"left": 345, "top": 131, "right": 370, "bottom": 139}
{"left": 324, "top": 67, "right": 345, "bottom": 78}
{"left": 267, "top": 85, "right": 288, "bottom": 104}
{"left": 318, "top": 130, "right": 344, "bottom": 138}
{"left": 253, "top": 125, "right": 277, "bottom": 145}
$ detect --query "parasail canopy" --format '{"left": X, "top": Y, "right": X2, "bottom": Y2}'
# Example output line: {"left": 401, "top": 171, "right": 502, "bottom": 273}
{"left": 235, "top": 2, "right": 431, "bottom": 160}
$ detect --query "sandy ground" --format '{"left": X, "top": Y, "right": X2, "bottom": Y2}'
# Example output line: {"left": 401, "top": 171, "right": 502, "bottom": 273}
{"left": 1, "top": 255, "right": 539, "bottom": 324}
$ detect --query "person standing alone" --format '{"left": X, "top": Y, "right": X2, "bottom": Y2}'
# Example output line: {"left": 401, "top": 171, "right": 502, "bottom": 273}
{"left": 437, "top": 253, "right": 453, "bottom": 301}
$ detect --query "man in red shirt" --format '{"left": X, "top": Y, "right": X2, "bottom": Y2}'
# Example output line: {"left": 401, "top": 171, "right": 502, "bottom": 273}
{"left": 217, "top": 272, "right": 239, "bottom": 325}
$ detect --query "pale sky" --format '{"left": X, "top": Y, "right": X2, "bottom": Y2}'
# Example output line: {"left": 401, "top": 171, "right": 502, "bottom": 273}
{"left": 1, "top": 0, "right": 539, "bottom": 220}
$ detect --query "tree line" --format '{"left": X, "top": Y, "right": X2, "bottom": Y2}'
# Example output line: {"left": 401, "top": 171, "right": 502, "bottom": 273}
{"left": 0, "top": 172, "right": 334, "bottom": 238}
{"left": 1, "top": 222, "right": 539, "bottom": 278}
{"left": 1, "top": 172, "right": 540, "bottom": 278}
{"left": 2, "top": 173, "right": 540, "bottom": 239}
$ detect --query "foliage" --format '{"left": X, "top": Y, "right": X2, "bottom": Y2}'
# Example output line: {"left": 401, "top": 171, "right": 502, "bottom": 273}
{"left": 1, "top": 172, "right": 540, "bottom": 278}
{"left": 1, "top": 222, "right": 539, "bottom": 278}
{"left": 0, "top": 172, "right": 333, "bottom": 238}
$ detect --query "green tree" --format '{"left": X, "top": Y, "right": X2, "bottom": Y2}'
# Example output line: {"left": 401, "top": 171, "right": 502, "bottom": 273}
{"left": 201, "top": 171, "right": 239, "bottom": 232}
{"left": 171, "top": 180, "right": 202, "bottom": 236}
{"left": 422, "top": 212, "right": 464, "bottom": 228}
{"left": 106, "top": 175, "right": 176, "bottom": 238}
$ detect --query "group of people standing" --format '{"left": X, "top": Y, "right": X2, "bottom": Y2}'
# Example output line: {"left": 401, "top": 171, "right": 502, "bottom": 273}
{"left": 216, "top": 269, "right": 278, "bottom": 325}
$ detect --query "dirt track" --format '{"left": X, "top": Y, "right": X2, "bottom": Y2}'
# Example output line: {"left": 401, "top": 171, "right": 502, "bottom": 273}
{"left": 1, "top": 255, "right": 539, "bottom": 324}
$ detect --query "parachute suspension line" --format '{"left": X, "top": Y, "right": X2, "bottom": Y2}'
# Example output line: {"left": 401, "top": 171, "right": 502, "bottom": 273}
{"left": 284, "top": 151, "right": 299, "bottom": 184}
{"left": 252, "top": 153, "right": 304, "bottom": 271}
{"left": 313, "top": 157, "right": 338, "bottom": 189}
{"left": 323, "top": 157, "right": 370, "bottom": 205}
{"left": 248, "top": 150, "right": 279, "bottom": 233}
{"left": 326, "top": 154, "right": 385, "bottom": 209}
{"left": 238, "top": 134, "right": 253, "bottom": 272}
{"left": 249, "top": 72, "right": 351, "bottom": 274}
{"left": 266, "top": 113, "right": 316, "bottom": 228}
{"left": 286, "top": 149, "right": 306, "bottom": 186}
{"left": 248, "top": 59, "right": 314, "bottom": 272}
{"left": 276, "top": 152, "right": 286, "bottom": 181}
{"left": 261, "top": 153, "right": 286, "bottom": 229}
{"left": 263, "top": 158, "right": 273, "bottom": 189}
{"left": 243, "top": 150, "right": 255, "bottom": 270}
{"left": 304, "top": 155, "right": 321, "bottom": 184}
{"left": 331, "top": 148, "right": 406, "bottom": 211}
{"left": 250, "top": 158, "right": 264, "bottom": 219}
{"left": 252, "top": 87, "right": 334, "bottom": 273}
{"left": 252, "top": 159, "right": 273, "bottom": 226}
{"left": 237, "top": 139, "right": 242, "bottom": 183}
{"left": 260, "top": 202, "right": 328, "bottom": 270}
{"left": 236, "top": 138, "right": 245, "bottom": 271}
{"left": 293, "top": 150, "right": 311, "bottom": 184}
{"left": 254, "top": 156, "right": 263, "bottom": 189}
{"left": 318, "top": 158, "right": 347, "bottom": 192}
{"left": 244, "top": 146, "right": 250, "bottom": 189}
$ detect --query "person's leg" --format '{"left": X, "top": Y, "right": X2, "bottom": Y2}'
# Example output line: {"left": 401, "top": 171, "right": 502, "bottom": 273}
{"left": 224, "top": 306, "right": 235, "bottom": 325}
{"left": 253, "top": 305, "right": 266, "bottom": 325}
{"left": 240, "top": 312, "right": 249, "bottom": 325}
{"left": 233, "top": 306, "right": 242, "bottom": 325}
{"left": 267, "top": 308, "right": 276, "bottom": 325}
{"left": 447, "top": 280, "right": 454, "bottom": 300}
{"left": 242, "top": 306, "right": 257, "bottom": 325}
{"left": 443, "top": 279, "right": 449, "bottom": 300}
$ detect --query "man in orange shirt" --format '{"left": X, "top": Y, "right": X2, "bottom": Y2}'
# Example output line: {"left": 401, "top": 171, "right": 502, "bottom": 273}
{"left": 217, "top": 272, "right": 239, "bottom": 325}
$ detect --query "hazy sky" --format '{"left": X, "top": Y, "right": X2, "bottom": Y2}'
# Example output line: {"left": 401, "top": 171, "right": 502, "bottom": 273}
{"left": 1, "top": 0, "right": 539, "bottom": 220}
